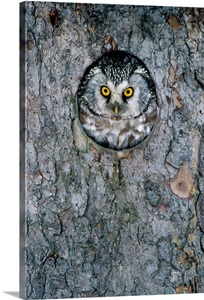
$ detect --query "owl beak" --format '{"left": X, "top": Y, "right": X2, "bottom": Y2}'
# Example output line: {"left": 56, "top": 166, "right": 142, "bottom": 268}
{"left": 113, "top": 104, "right": 119, "bottom": 115}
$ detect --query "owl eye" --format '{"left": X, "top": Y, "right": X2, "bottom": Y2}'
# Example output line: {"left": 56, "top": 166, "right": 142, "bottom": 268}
{"left": 101, "top": 86, "right": 111, "bottom": 97}
{"left": 123, "top": 87, "right": 134, "bottom": 98}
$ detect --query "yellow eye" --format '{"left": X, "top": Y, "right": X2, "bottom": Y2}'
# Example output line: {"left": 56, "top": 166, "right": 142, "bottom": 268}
{"left": 101, "top": 86, "right": 111, "bottom": 97}
{"left": 123, "top": 87, "right": 134, "bottom": 98}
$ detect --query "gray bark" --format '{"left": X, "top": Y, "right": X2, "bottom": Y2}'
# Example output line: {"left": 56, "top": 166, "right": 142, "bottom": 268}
{"left": 20, "top": 2, "right": 204, "bottom": 299}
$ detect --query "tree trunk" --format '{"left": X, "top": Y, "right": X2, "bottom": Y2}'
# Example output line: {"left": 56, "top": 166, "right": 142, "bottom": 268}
{"left": 20, "top": 2, "right": 204, "bottom": 299}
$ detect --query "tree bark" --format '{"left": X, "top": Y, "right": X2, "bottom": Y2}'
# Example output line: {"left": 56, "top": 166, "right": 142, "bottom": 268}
{"left": 20, "top": 2, "right": 204, "bottom": 298}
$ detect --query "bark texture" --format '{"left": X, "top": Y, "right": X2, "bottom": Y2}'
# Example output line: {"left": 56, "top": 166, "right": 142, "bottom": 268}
{"left": 21, "top": 2, "right": 204, "bottom": 299}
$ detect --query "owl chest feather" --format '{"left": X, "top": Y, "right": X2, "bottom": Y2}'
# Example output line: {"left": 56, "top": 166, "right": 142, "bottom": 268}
{"left": 79, "top": 111, "right": 155, "bottom": 150}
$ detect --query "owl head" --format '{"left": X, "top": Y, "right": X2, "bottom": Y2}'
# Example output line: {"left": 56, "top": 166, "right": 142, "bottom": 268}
{"left": 76, "top": 50, "right": 158, "bottom": 151}
{"left": 77, "top": 51, "right": 157, "bottom": 119}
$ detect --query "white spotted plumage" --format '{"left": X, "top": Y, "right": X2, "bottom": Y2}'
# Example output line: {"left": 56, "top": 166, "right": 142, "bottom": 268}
{"left": 77, "top": 50, "right": 158, "bottom": 151}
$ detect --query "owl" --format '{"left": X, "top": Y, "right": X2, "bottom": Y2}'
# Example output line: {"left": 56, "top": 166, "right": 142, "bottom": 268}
{"left": 77, "top": 50, "right": 158, "bottom": 151}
